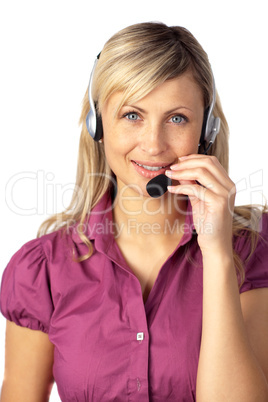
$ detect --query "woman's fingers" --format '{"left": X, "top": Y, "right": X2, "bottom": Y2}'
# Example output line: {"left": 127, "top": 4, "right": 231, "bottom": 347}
{"left": 166, "top": 155, "right": 236, "bottom": 252}
{"left": 166, "top": 154, "right": 236, "bottom": 214}
{"left": 167, "top": 181, "right": 216, "bottom": 203}
{"left": 169, "top": 154, "right": 234, "bottom": 193}
{"left": 166, "top": 167, "right": 224, "bottom": 196}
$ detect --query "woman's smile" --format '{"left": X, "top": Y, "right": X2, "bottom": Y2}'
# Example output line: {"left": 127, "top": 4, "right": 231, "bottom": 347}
{"left": 131, "top": 160, "right": 173, "bottom": 178}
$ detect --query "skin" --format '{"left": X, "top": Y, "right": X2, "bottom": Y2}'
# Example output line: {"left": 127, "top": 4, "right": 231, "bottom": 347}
{"left": 1, "top": 321, "right": 54, "bottom": 401}
{"left": 1, "top": 72, "right": 268, "bottom": 401}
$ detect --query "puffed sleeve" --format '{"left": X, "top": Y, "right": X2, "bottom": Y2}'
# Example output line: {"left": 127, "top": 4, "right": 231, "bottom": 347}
{"left": 0, "top": 238, "right": 53, "bottom": 333}
{"left": 236, "top": 213, "right": 268, "bottom": 293}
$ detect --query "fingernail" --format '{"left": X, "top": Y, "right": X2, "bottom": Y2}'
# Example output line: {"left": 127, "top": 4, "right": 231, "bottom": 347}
{"left": 170, "top": 164, "right": 179, "bottom": 170}
{"left": 165, "top": 170, "right": 172, "bottom": 176}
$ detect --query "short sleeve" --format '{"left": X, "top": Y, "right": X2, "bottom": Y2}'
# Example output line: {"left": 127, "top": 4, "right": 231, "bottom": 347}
{"left": 0, "top": 238, "right": 53, "bottom": 333}
{"left": 236, "top": 213, "right": 268, "bottom": 293}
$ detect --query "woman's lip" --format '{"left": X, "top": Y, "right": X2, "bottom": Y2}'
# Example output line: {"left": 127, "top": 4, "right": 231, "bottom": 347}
{"left": 132, "top": 160, "right": 172, "bottom": 168}
{"left": 131, "top": 160, "right": 172, "bottom": 179}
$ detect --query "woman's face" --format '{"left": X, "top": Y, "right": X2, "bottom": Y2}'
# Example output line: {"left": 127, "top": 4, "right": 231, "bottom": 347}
{"left": 101, "top": 71, "right": 204, "bottom": 197}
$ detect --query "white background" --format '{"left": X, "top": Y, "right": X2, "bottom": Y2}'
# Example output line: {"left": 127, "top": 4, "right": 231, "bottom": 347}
{"left": 0, "top": 1, "right": 267, "bottom": 399}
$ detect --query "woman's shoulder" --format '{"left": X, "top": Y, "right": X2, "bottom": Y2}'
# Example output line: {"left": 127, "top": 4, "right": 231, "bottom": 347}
{"left": 234, "top": 209, "right": 268, "bottom": 253}
{"left": 0, "top": 230, "right": 67, "bottom": 333}
{"left": 7, "top": 226, "right": 73, "bottom": 266}
{"left": 234, "top": 210, "right": 268, "bottom": 293}
{"left": 1, "top": 227, "right": 75, "bottom": 299}
{"left": 38, "top": 226, "right": 76, "bottom": 261}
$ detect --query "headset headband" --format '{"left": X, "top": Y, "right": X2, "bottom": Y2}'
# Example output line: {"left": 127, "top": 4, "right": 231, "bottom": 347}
{"left": 86, "top": 54, "right": 221, "bottom": 152}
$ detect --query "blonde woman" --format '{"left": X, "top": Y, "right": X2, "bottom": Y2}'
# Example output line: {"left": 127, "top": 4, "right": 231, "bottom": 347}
{"left": 1, "top": 22, "right": 268, "bottom": 402}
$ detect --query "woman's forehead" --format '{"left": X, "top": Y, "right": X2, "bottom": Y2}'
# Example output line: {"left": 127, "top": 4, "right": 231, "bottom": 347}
{"left": 103, "top": 73, "right": 204, "bottom": 115}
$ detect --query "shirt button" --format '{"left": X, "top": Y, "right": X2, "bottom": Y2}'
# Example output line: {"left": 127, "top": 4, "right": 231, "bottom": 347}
{"left": 136, "top": 377, "right": 141, "bottom": 391}
{"left": 136, "top": 332, "right": 144, "bottom": 341}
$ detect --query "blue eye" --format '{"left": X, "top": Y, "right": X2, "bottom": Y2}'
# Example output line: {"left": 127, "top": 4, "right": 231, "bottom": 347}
{"left": 125, "top": 112, "right": 139, "bottom": 121}
{"left": 171, "top": 115, "right": 184, "bottom": 124}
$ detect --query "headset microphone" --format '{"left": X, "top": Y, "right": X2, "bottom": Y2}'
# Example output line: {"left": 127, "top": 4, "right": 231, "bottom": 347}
{"left": 146, "top": 174, "right": 172, "bottom": 198}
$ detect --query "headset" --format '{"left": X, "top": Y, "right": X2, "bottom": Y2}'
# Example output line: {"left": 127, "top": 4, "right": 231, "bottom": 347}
{"left": 198, "top": 76, "right": 221, "bottom": 154}
{"left": 86, "top": 53, "right": 103, "bottom": 142}
{"left": 86, "top": 54, "right": 221, "bottom": 153}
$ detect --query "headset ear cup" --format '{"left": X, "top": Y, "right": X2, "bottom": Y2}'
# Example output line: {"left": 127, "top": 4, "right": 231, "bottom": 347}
{"left": 199, "top": 75, "right": 221, "bottom": 154}
{"left": 86, "top": 55, "right": 102, "bottom": 141}
{"left": 199, "top": 107, "right": 209, "bottom": 145}
{"left": 86, "top": 109, "right": 96, "bottom": 139}
{"left": 95, "top": 115, "right": 103, "bottom": 142}
{"left": 86, "top": 110, "right": 103, "bottom": 141}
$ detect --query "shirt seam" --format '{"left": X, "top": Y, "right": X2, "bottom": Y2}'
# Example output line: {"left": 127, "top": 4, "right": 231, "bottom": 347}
{"left": 36, "top": 236, "right": 54, "bottom": 333}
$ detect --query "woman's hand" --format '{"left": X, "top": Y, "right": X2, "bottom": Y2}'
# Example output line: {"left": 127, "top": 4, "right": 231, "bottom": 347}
{"left": 166, "top": 154, "right": 236, "bottom": 256}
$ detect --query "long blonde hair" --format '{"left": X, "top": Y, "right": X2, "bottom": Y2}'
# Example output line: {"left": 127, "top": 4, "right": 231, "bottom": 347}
{"left": 38, "top": 22, "right": 266, "bottom": 283}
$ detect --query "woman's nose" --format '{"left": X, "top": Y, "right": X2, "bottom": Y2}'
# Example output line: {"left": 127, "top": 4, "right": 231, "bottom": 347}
{"left": 139, "top": 124, "right": 167, "bottom": 156}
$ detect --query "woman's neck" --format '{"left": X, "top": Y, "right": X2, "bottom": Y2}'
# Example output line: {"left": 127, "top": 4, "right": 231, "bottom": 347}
{"left": 113, "top": 188, "right": 188, "bottom": 242}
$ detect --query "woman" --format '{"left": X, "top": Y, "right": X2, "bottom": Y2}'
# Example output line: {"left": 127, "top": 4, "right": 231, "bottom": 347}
{"left": 1, "top": 22, "right": 268, "bottom": 401}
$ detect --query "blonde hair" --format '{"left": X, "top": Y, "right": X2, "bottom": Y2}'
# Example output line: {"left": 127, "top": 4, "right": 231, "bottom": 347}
{"left": 38, "top": 22, "right": 266, "bottom": 283}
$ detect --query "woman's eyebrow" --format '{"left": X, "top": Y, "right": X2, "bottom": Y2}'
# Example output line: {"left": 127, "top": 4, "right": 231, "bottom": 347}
{"left": 122, "top": 105, "right": 194, "bottom": 114}
{"left": 121, "top": 105, "right": 146, "bottom": 113}
{"left": 164, "top": 106, "right": 194, "bottom": 114}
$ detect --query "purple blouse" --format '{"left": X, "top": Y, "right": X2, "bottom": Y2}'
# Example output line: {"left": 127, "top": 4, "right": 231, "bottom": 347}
{"left": 1, "top": 192, "right": 268, "bottom": 401}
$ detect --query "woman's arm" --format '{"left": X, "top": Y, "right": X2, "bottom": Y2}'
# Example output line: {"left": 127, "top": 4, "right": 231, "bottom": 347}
{"left": 167, "top": 154, "right": 268, "bottom": 401}
{"left": 0, "top": 320, "right": 54, "bottom": 402}
{"left": 196, "top": 252, "right": 268, "bottom": 401}
{"left": 240, "top": 288, "right": 268, "bottom": 380}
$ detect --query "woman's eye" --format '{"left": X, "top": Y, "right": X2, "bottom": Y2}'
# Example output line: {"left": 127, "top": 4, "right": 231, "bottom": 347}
{"left": 124, "top": 112, "right": 139, "bottom": 121}
{"left": 171, "top": 115, "right": 185, "bottom": 124}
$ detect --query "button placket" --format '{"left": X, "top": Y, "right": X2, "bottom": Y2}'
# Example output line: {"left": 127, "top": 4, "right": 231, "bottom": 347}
{"left": 125, "top": 276, "right": 149, "bottom": 399}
